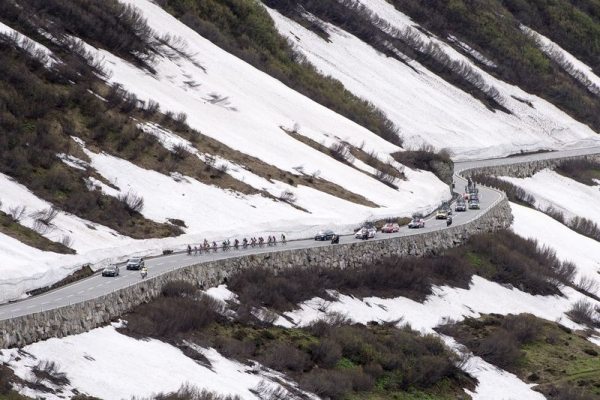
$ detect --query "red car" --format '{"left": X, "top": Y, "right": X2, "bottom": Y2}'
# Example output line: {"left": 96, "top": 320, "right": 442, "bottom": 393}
{"left": 381, "top": 222, "right": 400, "bottom": 233}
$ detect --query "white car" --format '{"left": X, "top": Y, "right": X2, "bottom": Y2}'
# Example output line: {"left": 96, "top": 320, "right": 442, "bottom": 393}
{"left": 355, "top": 227, "right": 376, "bottom": 239}
{"left": 408, "top": 217, "right": 425, "bottom": 229}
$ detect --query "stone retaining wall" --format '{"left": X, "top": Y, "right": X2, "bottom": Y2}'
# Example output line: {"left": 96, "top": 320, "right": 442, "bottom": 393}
{"left": 0, "top": 195, "right": 512, "bottom": 349}
{"left": 462, "top": 154, "right": 600, "bottom": 178}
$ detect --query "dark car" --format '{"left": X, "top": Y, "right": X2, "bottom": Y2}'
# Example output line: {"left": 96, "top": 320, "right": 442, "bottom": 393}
{"left": 102, "top": 264, "right": 120, "bottom": 277}
{"left": 126, "top": 257, "right": 145, "bottom": 270}
{"left": 315, "top": 229, "right": 335, "bottom": 241}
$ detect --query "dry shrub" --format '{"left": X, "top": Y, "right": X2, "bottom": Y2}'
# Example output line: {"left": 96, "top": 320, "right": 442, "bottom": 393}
{"left": 125, "top": 293, "right": 223, "bottom": 338}
{"left": 259, "top": 342, "right": 311, "bottom": 372}
{"left": 567, "top": 300, "right": 600, "bottom": 329}
{"left": 32, "top": 360, "right": 69, "bottom": 386}
{"left": 138, "top": 384, "right": 242, "bottom": 400}
{"left": 300, "top": 369, "right": 352, "bottom": 400}
{"left": 309, "top": 338, "right": 342, "bottom": 368}
{"left": 162, "top": 280, "right": 197, "bottom": 298}
{"left": 471, "top": 174, "right": 535, "bottom": 206}
{"left": 118, "top": 191, "right": 145, "bottom": 214}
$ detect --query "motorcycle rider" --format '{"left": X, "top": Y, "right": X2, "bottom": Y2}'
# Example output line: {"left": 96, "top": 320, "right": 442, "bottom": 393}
{"left": 140, "top": 266, "right": 148, "bottom": 279}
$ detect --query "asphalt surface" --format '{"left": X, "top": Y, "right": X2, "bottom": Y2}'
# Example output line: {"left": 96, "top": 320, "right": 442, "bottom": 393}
{"left": 1, "top": 146, "right": 599, "bottom": 321}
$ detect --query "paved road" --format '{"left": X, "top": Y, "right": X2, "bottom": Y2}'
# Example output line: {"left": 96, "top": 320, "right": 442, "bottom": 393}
{"left": 1, "top": 146, "right": 599, "bottom": 321}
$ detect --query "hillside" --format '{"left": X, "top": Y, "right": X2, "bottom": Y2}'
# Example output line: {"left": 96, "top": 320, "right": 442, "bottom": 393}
{"left": 0, "top": 0, "right": 598, "bottom": 297}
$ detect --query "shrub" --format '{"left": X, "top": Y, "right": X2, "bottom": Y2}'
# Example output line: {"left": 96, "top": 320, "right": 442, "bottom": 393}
{"left": 7, "top": 205, "right": 26, "bottom": 222}
{"left": 471, "top": 174, "right": 535, "bottom": 206}
{"left": 118, "top": 191, "right": 145, "bottom": 214}
{"left": 140, "top": 384, "right": 242, "bottom": 400}
{"left": 392, "top": 146, "right": 453, "bottom": 184}
{"left": 300, "top": 369, "right": 353, "bottom": 400}
{"left": 555, "top": 159, "right": 600, "bottom": 186}
{"left": 125, "top": 294, "right": 223, "bottom": 337}
{"left": 329, "top": 142, "right": 352, "bottom": 163}
{"left": 309, "top": 338, "right": 342, "bottom": 368}
{"left": 162, "top": 281, "right": 197, "bottom": 298}
{"left": 259, "top": 342, "right": 311, "bottom": 372}
{"left": 278, "top": 189, "right": 297, "bottom": 204}
{"left": 32, "top": 360, "right": 69, "bottom": 386}
{"left": 567, "top": 300, "right": 600, "bottom": 329}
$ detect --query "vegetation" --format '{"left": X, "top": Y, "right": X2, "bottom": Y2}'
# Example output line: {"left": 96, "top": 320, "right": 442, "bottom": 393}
{"left": 439, "top": 313, "right": 600, "bottom": 399}
{"left": 555, "top": 159, "right": 600, "bottom": 186}
{"left": 26, "top": 265, "right": 94, "bottom": 297}
{"left": 263, "top": 0, "right": 508, "bottom": 113}
{"left": 389, "top": 0, "right": 600, "bottom": 132}
{"left": 470, "top": 174, "right": 535, "bottom": 206}
{"left": 226, "top": 230, "right": 576, "bottom": 314}
{"left": 0, "top": 210, "right": 75, "bottom": 254}
{"left": 122, "top": 282, "right": 474, "bottom": 400}
{"left": 0, "top": 9, "right": 183, "bottom": 239}
{"left": 393, "top": 147, "right": 454, "bottom": 184}
{"left": 501, "top": 0, "right": 600, "bottom": 75}
{"left": 156, "top": 0, "right": 402, "bottom": 146}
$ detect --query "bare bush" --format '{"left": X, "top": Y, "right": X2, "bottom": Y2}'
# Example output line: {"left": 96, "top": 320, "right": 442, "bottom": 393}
{"left": 32, "top": 360, "right": 69, "bottom": 386}
{"left": 162, "top": 281, "right": 197, "bottom": 298}
{"left": 300, "top": 369, "right": 352, "bottom": 400}
{"left": 259, "top": 342, "right": 311, "bottom": 372}
{"left": 329, "top": 142, "right": 351, "bottom": 163}
{"left": 471, "top": 174, "right": 535, "bottom": 206}
{"left": 7, "top": 205, "right": 26, "bottom": 222}
{"left": 574, "top": 277, "right": 599, "bottom": 298}
{"left": 143, "top": 99, "right": 160, "bottom": 116}
{"left": 60, "top": 235, "right": 73, "bottom": 249}
{"left": 309, "top": 338, "right": 342, "bottom": 368}
{"left": 567, "top": 300, "right": 600, "bottom": 329}
{"left": 278, "top": 189, "right": 297, "bottom": 204}
{"left": 375, "top": 169, "right": 398, "bottom": 189}
{"left": 171, "top": 143, "right": 189, "bottom": 160}
{"left": 118, "top": 191, "right": 144, "bottom": 214}
{"left": 138, "top": 384, "right": 242, "bottom": 400}
{"left": 31, "top": 207, "right": 59, "bottom": 227}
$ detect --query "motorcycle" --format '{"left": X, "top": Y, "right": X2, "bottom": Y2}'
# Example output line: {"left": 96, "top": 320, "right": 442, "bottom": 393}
{"left": 446, "top": 216, "right": 453, "bottom": 226}
{"left": 140, "top": 269, "right": 148, "bottom": 279}
{"left": 331, "top": 235, "right": 340, "bottom": 244}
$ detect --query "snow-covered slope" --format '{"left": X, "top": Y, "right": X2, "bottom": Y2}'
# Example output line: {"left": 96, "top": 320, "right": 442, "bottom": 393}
{"left": 0, "top": 2, "right": 450, "bottom": 300}
{"left": 267, "top": 0, "right": 600, "bottom": 160}
{"left": 0, "top": 323, "right": 312, "bottom": 400}
{"left": 502, "top": 169, "right": 600, "bottom": 225}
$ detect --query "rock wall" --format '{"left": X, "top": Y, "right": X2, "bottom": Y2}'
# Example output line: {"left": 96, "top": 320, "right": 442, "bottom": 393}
{"left": 462, "top": 154, "right": 600, "bottom": 178}
{"left": 0, "top": 196, "right": 512, "bottom": 349}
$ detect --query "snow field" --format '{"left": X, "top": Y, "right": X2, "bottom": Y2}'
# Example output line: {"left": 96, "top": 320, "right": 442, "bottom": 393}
{"left": 266, "top": 0, "right": 600, "bottom": 160}
{"left": 0, "top": 324, "right": 311, "bottom": 400}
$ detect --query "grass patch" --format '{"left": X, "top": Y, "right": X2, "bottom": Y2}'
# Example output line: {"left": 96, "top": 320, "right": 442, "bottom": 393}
{"left": 0, "top": 211, "right": 74, "bottom": 254}
{"left": 439, "top": 313, "right": 600, "bottom": 399}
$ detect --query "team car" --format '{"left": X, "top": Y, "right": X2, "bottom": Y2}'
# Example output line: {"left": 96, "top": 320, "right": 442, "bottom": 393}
{"left": 455, "top": 199, "right": 467, "bottom": 212}
{"left": 102, "top": 264, "right": 120, "bottom": 277}
{"left": 315, "top": 229, "right": 336, "bottom": 241}
{"left": 468, "top": 200, "right": 480, "bottom": 209}
{"left": 126, "top": 257, "right": 145, "bottom": 270}
{"left": 408, "top": 215, "right": 425, "bottom": 229}
{"left": 355, "top": 226, "right": 376, "bottom": 239}
{"left": 381, "top": 222, "right": 401, "bottom": 233}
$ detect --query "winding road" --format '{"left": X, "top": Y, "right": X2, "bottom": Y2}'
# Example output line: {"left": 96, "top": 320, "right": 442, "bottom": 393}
{"left": 1, "top": 146, "right": 599, "bottom": 321}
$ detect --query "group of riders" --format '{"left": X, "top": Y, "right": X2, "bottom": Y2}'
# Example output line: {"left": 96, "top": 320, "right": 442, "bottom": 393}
{"left": 186, "top": 234, "right": 287, "bottom": 255}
